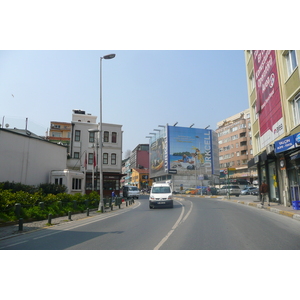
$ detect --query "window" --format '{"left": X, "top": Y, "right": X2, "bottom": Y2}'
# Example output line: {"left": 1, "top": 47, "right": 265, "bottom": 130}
{"left": 88, "top": 153, "right": 94, "bottom": 165}
{"left": 103, "top": 153, "right": 108, "bottom": 164}
{"left": 292, "top": 93, "right": 300, "bottom": 126}
{"left": 72, "top": 178, "right": 82, "bottom": 190}
{"left": 89, "top": 131, "right": 95, "bottom": 143}
{"left": 75, "top": 130, "right": 81, "bottom": 141}
{"left": 249, "top": 72, "right": 255, "bottom": 92}
{"left": 52, "top": 132, "right": 62, "bottom": 137}
{"left": 252, "top": 103, "right": 258, "bottom": 120}
{"left": 112, "top": 132, "right": 117, "bottom": 143}
{"left": 285, "top": 50, "right": 298, "bottom": 77}
{"left": 111, "top": 153, "right": 116, "bottom": 165}
{"left": 74, "top": 152, "right": 80, "bottom": 159}
{"left": 104, "top": 131, "right": 109, "bottom": 142}
{"left": 55, "top": 178, "right": 63, "bottom": 185}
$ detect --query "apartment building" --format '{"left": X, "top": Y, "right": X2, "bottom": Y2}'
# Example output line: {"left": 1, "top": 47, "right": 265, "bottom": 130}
{"left": 245, "top": 50, "right": 300, "bottom": 206}
{"left": 216, "top": 109, "right": 256, "bottom": 184}
{"left": 68, "top": 109, "right": 124, "bottom": 197}
{"left": 121, "top": 144, "right": 150, "bottom": 188}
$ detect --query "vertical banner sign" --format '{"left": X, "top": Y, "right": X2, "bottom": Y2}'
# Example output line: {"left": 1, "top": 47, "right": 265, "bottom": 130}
{"left": 253, "top": 50, "right": 283, "bottom": 148}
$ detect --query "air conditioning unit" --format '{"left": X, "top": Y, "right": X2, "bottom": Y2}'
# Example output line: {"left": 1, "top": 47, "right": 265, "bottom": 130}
{"left": 266, "top": 144, "right": 274, "bottom": 154}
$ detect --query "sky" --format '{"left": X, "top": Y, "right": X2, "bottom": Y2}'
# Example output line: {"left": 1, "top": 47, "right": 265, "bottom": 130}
{"left": 0, "top": 50, "right": 249, "bottom": 157}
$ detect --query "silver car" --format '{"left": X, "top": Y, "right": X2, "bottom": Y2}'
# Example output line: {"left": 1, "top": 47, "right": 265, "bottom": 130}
{"left": 218, "top": 185, "right": 241, "bottom": 197}
{"left": 241, "top": 186, "right": 257, "bottom": 195}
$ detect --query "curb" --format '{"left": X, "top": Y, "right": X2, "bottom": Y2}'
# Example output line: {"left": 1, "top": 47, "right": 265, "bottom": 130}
{"left": 221, "top": 197, "right": 300, "bottom": 222}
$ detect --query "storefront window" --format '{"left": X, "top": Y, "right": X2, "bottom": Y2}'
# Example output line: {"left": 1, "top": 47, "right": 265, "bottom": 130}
{"left": 268, "top": 162, "right": 279, "bottom": 201}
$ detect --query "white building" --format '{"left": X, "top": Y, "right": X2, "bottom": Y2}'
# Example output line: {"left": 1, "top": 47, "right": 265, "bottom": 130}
{"left": 67, "top": 110, "right": 124, "bottom": 197}
{"left": 0, "top": 128, "right": 67, "bottom": 186}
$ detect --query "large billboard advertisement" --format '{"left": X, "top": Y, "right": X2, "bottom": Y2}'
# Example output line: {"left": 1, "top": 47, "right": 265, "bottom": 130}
{"left": 168, "top": 126, "right": 219, "bottom": 177}
{"left": 149, "top": 126, "right": 219, "bottom": 179}
{"left": 253, "top": 50, "right": 283, "bottom": 148}
{"left": 149, "top": 126, "right": 167, "bottom": 178}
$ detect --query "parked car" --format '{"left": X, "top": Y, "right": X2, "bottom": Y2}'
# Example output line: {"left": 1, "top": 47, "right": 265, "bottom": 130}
{"left": 196, "top": 187, "right": 218, "bottom": 195}
{"left": 218, "top": 185, "right": 241, "bottom": 197}
{"left": 250, "top": 188, "right": 259, "bottom": 196}
{"left": 241, "top": 186, "right": 258, "bottom": 195}
{"left": 184, "top": 188, "right": 196, "bottom": 194}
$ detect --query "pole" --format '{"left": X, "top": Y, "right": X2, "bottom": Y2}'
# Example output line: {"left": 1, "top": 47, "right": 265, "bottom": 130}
{"left": 98, "top": 57, "right": 104, "bottom": 212}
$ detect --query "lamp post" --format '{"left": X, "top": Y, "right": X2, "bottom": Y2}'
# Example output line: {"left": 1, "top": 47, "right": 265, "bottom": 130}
{"left": 98, "top": 53, "right": 116, "bottom": 212}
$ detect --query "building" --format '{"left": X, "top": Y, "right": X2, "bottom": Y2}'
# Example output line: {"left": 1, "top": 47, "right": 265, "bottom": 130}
{"left": 148, "top": 124, "right": 220, "bottom": 192}
{"left": 121, "top": 144, "right": 150, "bottom": 188}
{"left": 129, "top": 144, "right": 149, "bottom": 169}
{"left": 47, "top": 121, "right": 72, "bottom": 151}
{"left": 0, "top": 128, "right": 68, "bottom": 186}
{"left": 245, "top": 50, "right": 300, "bottom": 206}
{"left": 121, "top": 157, "right": 131, "bottom": 187}
{"left": 68, "top": 109, "right": 124, "bottom": 197}
{"left": 216, "top": 108, "right": 256, "bottom": 185}
{"left": 131, "top": 168, "right": 152, "bottom": 190}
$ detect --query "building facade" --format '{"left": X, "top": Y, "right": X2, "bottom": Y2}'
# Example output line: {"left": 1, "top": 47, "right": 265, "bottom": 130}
{"left": 216, "top": 108, "right": 256, "bottom": 185}
{"left": 131, "top": 168, "right": 152, "bottom": 190}
{"left": 245, "top": 50, "right": 300, "bottom": 206}
{"left": 67, "top": 109, "right": 124, "bottom": 197}
{"left": 0, "top": 128, "right": 67, "bottom": 186}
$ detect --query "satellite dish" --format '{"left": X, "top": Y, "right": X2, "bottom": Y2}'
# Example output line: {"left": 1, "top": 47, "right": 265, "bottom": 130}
{"left": 5, "top": 123, "right": 9, "bottom": 128}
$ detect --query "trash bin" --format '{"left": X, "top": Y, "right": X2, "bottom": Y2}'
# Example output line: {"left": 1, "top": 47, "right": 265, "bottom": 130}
{"left": 292, "top": 201, "right": 300, "bottom": 210}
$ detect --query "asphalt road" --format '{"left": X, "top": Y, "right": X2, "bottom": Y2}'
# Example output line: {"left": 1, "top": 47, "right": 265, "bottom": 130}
{"left": 1, "top": 195, "right": 300, "bottom": 250}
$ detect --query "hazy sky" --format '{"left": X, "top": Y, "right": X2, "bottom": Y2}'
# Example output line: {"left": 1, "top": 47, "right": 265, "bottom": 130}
{"left": 0, "top": 50, "right": 249, "bottom": 157}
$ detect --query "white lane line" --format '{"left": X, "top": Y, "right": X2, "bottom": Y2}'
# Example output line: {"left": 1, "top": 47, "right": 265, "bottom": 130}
{"left": 181, "top": 200, "right": 193, "bottom": 223}
{"left": 0, "top": 240, "right": 27, "bottom": 249}
{"left": 154, "top": 201, "right": 185, "bottom": 250}
{"left": 33, "top": 201, "right": 141, "bottom": 240}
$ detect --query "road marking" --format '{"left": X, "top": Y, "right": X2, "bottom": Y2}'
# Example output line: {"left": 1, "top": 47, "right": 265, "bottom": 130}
{"left": 154, "top": 201, "right": 186, "bottom": 250}
{"left": 181, "top": 200, "right": 193, "bottom": 223}
{"left": 0, "top": 240, "right": 27, "bottom": 249}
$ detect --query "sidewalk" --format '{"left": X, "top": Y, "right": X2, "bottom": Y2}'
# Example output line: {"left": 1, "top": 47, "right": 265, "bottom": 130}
{"left": 185, "top": 194, "right": 300, "bottom": 221}
{"left": 0, "top": 200, "right": 134, "bottom": 241}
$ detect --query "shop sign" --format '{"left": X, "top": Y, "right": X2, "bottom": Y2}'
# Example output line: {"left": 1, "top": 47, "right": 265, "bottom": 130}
{"left": 274, "top": 132, "right": 300, "bottom": 154}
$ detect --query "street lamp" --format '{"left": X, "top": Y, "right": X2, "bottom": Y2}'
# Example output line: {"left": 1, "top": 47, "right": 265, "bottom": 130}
{"left": 98, "top": 53, "right": 116, "bottom": 212}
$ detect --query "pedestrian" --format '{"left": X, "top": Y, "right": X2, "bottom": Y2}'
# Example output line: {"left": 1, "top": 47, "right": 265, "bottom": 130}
{"left": 207, "top": 186, "right": 211, "bottom": 195}
{"left": 112, "top": 190, "right": 116, "bottom": 202}
{"left": 259, "top": 180, "right": 269, "bottom": 206}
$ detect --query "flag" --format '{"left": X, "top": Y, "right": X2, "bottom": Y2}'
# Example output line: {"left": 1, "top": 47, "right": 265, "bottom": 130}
{"left": 83, "top": 152, "right": 87, "bottom": 170}
{"left": 93, "top": 151, "right": 97, "bottom": 168}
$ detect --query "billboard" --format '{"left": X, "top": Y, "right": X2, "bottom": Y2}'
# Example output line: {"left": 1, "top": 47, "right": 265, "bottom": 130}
{"left": 253, "top": 50, "right": 284, "bottom": 148}
{"left": 168, "top": 126, "right": 219, "bottom": 177}
{"left": 149, "top": 126, "right": 167, "bottom": 178}
{"left": 149, "top": 125, "right": 219, "bottom": 178}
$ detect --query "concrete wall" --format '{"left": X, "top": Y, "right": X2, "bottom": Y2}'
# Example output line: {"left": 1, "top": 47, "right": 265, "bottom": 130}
{"left": 0, "top": 129, "right": 67, "bottom": 186}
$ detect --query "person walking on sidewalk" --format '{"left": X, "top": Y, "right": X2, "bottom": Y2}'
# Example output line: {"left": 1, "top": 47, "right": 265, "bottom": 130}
{"left": 260, "top": 180, "right": 269, "bottom": 206}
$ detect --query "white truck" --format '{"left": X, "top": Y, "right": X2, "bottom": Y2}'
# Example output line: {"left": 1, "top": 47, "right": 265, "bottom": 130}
{"left": 149, "top": 182, "right": 173, "bottom": 209}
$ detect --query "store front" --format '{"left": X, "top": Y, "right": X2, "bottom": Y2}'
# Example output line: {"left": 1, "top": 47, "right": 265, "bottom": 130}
{"left": 85, "top": 172, "right": 124, "bottom": 197}
{"left": 274, "top": 131, "right": 300, "bottom": 206}
{"left": 253, "top": 150, "right": 279, "bottom": 203}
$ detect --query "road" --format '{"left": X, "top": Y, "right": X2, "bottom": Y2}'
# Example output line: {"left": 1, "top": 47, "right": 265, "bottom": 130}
{"left": 1, "top": 195, "right": 300, "bottom": 250}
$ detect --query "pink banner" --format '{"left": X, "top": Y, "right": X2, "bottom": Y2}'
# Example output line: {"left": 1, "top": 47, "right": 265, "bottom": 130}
{"left": 253, "top": 50, "right": 283, "bottom": 148}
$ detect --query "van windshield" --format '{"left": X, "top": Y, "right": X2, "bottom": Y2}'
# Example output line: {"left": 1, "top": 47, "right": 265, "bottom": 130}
{"left": 152, "top": 187, "right": 171, "bottom": 193}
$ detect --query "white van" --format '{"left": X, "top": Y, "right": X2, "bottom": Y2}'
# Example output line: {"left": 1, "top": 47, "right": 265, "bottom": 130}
{"left": 149, "top": 183, "right": 173, "bottom": 209}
